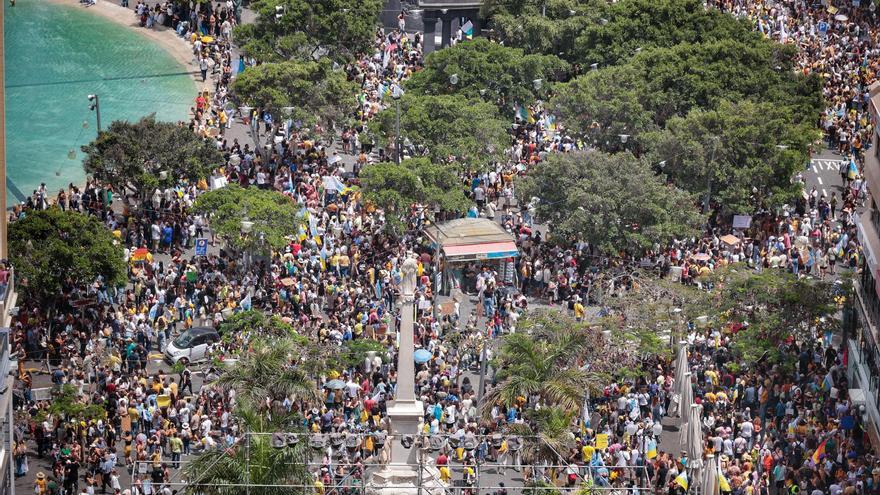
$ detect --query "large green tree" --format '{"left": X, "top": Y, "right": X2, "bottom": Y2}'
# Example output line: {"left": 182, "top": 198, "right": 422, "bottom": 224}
{"left": 231, "top": 59, "right": 357, "bottom": 129}
{"left": 192, "top": 185, "right": 303, "bottom": 255}
{"left": 404, "top": 38, "right": 569, "bottom": 115}
{"left": 480, "top": 0, "right": 606, "bottom": 62}
{"left": 370, "top": 94, "right": 510, "bottom": 167}
{"left": 630, "top": 40, "right": 822, "bottom": 126}
{"left": 642, "top": 100, "right": 817, "bottom": 214}
{"left": 10, "top": 207, "right": 126, "bottom": 305}
{"left": 359, "top": 158, "right": 470, "bottom": 231}
{"left": 235, "top": 0, "right": 383, "bottom": 62}
{"left": 81, "top": 116, "right": 222, "bottom": 201}
{"left": 550, "top": 65, "right": 656, "bottom": 152}
{"left": 518, "top": 151, "right": 704, "bottom": 254}
{"left": 573, "top": 0, "right": 759, "bottom": 67}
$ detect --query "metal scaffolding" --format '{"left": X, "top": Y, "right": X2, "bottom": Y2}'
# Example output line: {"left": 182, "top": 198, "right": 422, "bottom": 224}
{"left": 129, "top": 431, "right": 657, "bottom": 494}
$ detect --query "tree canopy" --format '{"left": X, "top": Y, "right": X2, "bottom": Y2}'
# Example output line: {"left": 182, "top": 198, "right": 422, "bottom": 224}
{"left": 550, "top": 65, "right": 656, "bottom": 152}
{"left": 707, "top": 267, "right": 836, "bottom": 361}
{"left": 480, "top": 0, "right": 606, "bottom": 62}
{"left": 192, "top": 185, "right": 303, "bottom": 255}
{"left": 573, "top": 0, "right": 759, "bottom": 67}
{"left": 630, "top": 40, "right": 822, "bottom": 126}
{"left": 81, "top": 116, "right": 222, "bottom": 200}
{"left": 231, "top": 59, "right": 357, "bottom": 129}
{"left": 483, "top": 310, "right": 604, "bottom": 417}
{"left": 642, "top": 100, "right": 817, "bottom": 214}
{"left": 359, "top": 158, "right": 470, "bottom": 230}
{"left": 518, "top": 151, "right": 704, "bottom": 253}
{"left": 235, "top": 0, "right": 383, "bottom": 62}
{"left": 9, "top": 207, "right": 126, "bottom": 305}
{"left": 404, "top": 38, "right": 569, "bottom": 115}
{"left": 370, "top": 93, "right": 510, "bottom": 167}
{"left": 218, "top": 309, "right": 304, "bottom": 342}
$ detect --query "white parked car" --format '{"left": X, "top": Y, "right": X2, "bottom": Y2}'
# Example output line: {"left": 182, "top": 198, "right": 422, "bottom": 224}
{"left": 164, "top": 327, "right": 220, "bottom": 365}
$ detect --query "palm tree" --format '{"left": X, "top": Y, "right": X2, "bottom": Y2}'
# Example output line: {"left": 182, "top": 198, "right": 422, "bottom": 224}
{"left": 182, "top": 406, "right": 313, "bottom": 495}
{"left": 481, "top": 310, "right": 605, "bottom": 417}
{"left": 215, "top": 337, "right": 321, "bottom": 409}
{"left": 507, "top": 406, "right": 577, "bottom": 482}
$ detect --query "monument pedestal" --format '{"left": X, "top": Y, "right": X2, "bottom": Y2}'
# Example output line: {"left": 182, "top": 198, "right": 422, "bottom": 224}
{"left": 368, "top": 400, "right": 424, "bottom": 494}
{"left": 367, "top": 401, "right": 445, "bottom": 494}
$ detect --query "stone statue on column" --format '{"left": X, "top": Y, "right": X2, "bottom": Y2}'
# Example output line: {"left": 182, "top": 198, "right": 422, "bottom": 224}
{"left": 400, "top": 253, "right": 418, "bottom": 298}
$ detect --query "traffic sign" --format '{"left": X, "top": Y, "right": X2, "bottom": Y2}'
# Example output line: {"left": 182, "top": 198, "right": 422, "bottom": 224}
{"left": 818, "top": 21, "right": 828, "bottom": 34}
{"left": 195, "top": 238, "right": 208, "bottom": 256}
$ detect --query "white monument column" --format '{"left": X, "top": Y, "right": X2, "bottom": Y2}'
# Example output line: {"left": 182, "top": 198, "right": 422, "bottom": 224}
{"left": 369, "top": 254, "right": 440, "bottom": 494}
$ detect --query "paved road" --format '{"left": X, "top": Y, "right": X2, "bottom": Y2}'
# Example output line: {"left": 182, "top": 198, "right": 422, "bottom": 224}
{"left": 804, "top": 150, "right": 849, "bottom": 200}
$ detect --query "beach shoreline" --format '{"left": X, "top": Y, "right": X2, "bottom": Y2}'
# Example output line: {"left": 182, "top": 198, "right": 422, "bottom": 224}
{"left": 17, "top": 0, "right": 208, "bottom": 208}
{"left": 47, "top": 0, "right": 209, "bottom": 92}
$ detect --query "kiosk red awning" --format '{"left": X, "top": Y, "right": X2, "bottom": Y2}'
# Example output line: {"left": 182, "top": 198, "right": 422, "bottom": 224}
{"left": 443, "top": 241, "right": 519, "bottom": 260}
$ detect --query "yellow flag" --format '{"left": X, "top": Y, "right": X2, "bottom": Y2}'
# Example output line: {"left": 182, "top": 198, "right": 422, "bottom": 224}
{"left": 719, "top": 472, "right": 731, "bottom": 491}
{"left": 674, "top": 472, "right": 688, "bottom": 490}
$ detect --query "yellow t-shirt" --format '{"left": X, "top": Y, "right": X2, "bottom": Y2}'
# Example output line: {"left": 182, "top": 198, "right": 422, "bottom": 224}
{"left": 582, "top": 444, "right": 595, "bottom": 461}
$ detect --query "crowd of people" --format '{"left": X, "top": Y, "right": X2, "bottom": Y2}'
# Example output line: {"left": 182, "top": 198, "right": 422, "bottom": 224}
{"left": 7, "top": 0, "right": 880, "bottom": 494}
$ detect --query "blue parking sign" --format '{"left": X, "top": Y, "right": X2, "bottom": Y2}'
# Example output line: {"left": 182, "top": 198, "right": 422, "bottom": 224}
{"left": 818, "top": 21, "right": 828, "bottom": 34}
{"left": 195, "top": 238, "right": 208, "bottom": 256}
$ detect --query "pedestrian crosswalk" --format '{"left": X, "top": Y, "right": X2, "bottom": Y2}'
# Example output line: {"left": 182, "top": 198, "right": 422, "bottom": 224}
{"left": 810, "top": 158, "right": 846, "bottom": 173}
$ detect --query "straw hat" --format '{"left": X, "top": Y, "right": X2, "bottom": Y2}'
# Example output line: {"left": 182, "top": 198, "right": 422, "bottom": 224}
{"left": 36, "top": 472, "right": 46, "bottom": 480}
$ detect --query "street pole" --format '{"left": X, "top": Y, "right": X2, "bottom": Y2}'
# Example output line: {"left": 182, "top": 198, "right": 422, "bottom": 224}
{"left": 395, "top": 97, "right": 401, "bottom": 165}
{"left": 88, "top": 94, "right": 102, "bottom": 132}
{"left": 95, "top": 96, "right": 101, "bottom": 132}
{"left": 477, "top": 345, "right": 487, "bottom": 403}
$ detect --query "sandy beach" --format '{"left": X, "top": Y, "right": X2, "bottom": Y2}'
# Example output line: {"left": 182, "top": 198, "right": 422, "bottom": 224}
{"left": 48, "top": 0, "right": 210, "bottom": 92}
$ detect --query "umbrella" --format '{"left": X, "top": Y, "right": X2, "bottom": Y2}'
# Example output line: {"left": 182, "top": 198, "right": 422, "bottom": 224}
{"left": 686, "top": 404, "right": 703, "bottom": 460}
{"left": 414, "top": 348, "right": 433, "bottom": 364}
{"left": 686, "top": 404, "right": 704, "bottom": 490}
{"left": 324, "top": 379, "right": 346, "bottom": 390}
{"left": 835, "top": 13, "right": 848, "bottom": 21}
{"left": 679, "top": 372, "right": 694, "bottom": 432}
{"left": 692, "top": 253, "right": 711, "bottom": 262}
{"left": 201, "top": 36, "right": 215, "bottom": 43}
{"left": 702, "top": 453, "right": 720, "bottom": 495}
{"left": 672, "top": 342, "right": 689, "bottom": 418}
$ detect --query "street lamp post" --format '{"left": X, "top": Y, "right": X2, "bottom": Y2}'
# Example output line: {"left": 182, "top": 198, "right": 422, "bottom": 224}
{"left": 477, "top": 344, "right": 488, "bottom": 403}
{"left": 88, "top": 94, "right": 102, "bottom": 132}
{"left": 391, "top": 85, "right": 404, "bottom": 164}
{"left": 240, "top": 218, "right": 253, "bottom": 270}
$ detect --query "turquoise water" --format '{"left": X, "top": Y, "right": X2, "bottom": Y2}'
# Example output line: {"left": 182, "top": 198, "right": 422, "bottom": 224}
{"left": 5, "top": 1, "right": 196, "bottom": 204}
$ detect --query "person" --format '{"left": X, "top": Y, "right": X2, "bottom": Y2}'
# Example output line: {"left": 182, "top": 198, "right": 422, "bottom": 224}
{"left": 34, "top": 472, "right": 46, "bottom": 495}
{"left": 14, "top": 439, "right": 27, "bottom": 477}
{"left": 199, "top": 57, "right": 209, "bottom": 81}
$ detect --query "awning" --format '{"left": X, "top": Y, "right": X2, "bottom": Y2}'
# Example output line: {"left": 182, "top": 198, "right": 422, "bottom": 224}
{"left": 443, "top": 241, "right": 519, "bottom": 261}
